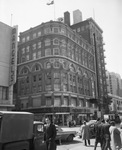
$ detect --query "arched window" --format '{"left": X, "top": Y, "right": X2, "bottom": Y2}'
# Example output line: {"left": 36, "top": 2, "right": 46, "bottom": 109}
{"left": 32, "top": 63, "right": 41, "bottom": 72}
{"left": 46, "top": 62, "right": 51, "bottom": 69}
{"left": 69, "top": 64, "right": 75, "bottom": 72}
{"left": 53, "top": 61, "right": 60, "bottom": 68}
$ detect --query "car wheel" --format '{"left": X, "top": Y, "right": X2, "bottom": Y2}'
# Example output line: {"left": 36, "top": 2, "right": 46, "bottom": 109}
{"left": 67, "top": 135, "right": 73, "bottom": 142}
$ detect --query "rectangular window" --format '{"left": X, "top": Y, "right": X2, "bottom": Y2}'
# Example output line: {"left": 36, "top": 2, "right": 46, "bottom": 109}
{"left": 53, "top": 48, "right": 60, "bottom": 55}
{"left": 26, "top": 46, "right": 30, "bottom": 52}
{"left": 33, "top": 33, "right": 36, "bottom": 39}
{"left": 53, "top": 27, "right": 59, "bottom": 33}
{"left": 64, "top": 97, "right": 68, "bottom": 106}
{"left": 26, "top": 55, "right": 29, "bottom": 61}
{"left": 22, "top": 37, "right": 25, "bottom": 43}
{"left": 45, "top": 39, "right": 51, "bottom": 46}
{"left": 37, "top": 51, "right": 41, "bottom": 58}
{"left": 22, "top": 48, "right": 25, "bottom": 54}
{"left": 46, "top": 97, "right": 52, "bottom": 106}
{"left": 54, "top": 84, "right": 60, "bottom": 91}
{"left": 33, "top": 44, "right": 36, "bottom": 50}
{"left": 45, "top": 48, "right": 51, "bottom": 56}
{"left": 38, "top": 42, "right": 41, "bottom": 48}
{"left": 38, "top": 31, "right": 41, "bottom": 37}
{"left": 32, "top": 53, "right": 36, "bottom": 60}
{"left": 26, "top": 36, "right": 30, "bottom": 41}
{"left": 54, "top": 97, "right": 61, "bottom": 106}
{"left": 33, "top": 75, "right": 36, "bottom": 82}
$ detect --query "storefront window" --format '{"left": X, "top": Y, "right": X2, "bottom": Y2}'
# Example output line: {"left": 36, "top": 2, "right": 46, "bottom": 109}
{"left": 46, "top": 97, "right": 52, "bottom": 106}
{"left": 54, "top": 97, "right": 61, "bottom": 106}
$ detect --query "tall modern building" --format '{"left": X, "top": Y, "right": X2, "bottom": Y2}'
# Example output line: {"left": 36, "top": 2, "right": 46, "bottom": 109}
{"left": 106, "top": 71, "right": 122, "bottom": 97}
{"left": 71, "top": 17, "right": 108, "bottom": 114}
{"left": 0, "top": 22, "right": 18, "bottom": 110}
{"left": 73, "top": 9, "right": 82, "bottom": 24}
{"left": 16, "top": 19, "right": 98, "bottom": 125}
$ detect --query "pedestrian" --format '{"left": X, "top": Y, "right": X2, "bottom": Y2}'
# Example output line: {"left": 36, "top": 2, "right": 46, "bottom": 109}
{"left": 44, "top": 117, "right": 57, "bottom": 150}
{"left": 102, "top": 119, "right": 112, "bottom": 150}
{"left": 109, "top": 121, "right": 122, "bottom": 150}
{"left": 80, "top": 121, "right": 90, "bottom": 146}
{"left": 94, "top": 118, "right": 104, "bottom": 150}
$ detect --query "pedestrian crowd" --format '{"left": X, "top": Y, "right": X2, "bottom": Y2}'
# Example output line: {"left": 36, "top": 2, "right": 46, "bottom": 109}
{"left": 80, "top": 118, "right": 122, "bottom": 150}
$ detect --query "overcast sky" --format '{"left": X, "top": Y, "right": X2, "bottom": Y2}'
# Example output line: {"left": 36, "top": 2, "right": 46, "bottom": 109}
{"left": 0, "top": 0, "right": 122, "bottom": 77}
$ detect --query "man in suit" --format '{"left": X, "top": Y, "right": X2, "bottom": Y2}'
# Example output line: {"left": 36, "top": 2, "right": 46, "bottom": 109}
{"left": 94, "top": 118, "right": 104, "bottom": 150}
{"left": 101, "top": 119, "right": 112, "bottom": 150}
{"left": 44, "top": 117, "right": 57, "bottom": 150}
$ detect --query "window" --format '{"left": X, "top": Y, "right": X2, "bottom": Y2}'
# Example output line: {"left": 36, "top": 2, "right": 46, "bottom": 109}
{"left": 54, "top": 97, "right": 61, "bottom": 106}
{"left": 38, "top": 31, "right": 41, "bottom": 37}
{"left": 62, "top": 84, "right": 67, "bottom": 91}
{"left": 38, "top": 74, "right": 42, "bottom": 81}
{"left": 26, "top": 55, "right": 29, "bottom": 61}
{"left": 32, "top": 53, "right": 36, "bottom": 60}
{"left": 26, "top": 36, "right": 30, "bottom": 41}
{"left": 22, "top": 48, "right": 25, "bottom": 54}
{"left": 22, "top": 37, "right": 25, "bottom": 43}
{"left": 0, "top": 86, "right": 8, "bottom": 100}
{"left": 71, "top": 98, "right": 76, "bottom": 107}
{"left": 45, "top": 39, "right": 51, "bottom": 46}
{"left": 60, "top": 28, "right": 66, "bottom": 35}
{"left": 54, "top": 61, "right": 60, "bottom": 68}
{"left": 62, "top": 49, "right": 67, "bottom": 56}
{"left": 21, "top": 56, "right": 25, "bottom": 63}
{"left": 33, "top": 33, "right": 36, "bottom": 39}
{"left": 53, "top": 48, "right": 60, "bottom": 55}
{"left": 44, "top": 28, "right": 51, "bottom": 34}
{"left": 53, "top": 38, "right": 59, "bottom": 45}
{"left": 26, "top": 46, "right": 30, "bottom": 52}
{"left": 46, "top": 62, "right": 51, "bottom": 69}
{"left": 37, "top": 51, "right": 41, "bottom": 58}
{"left": 38, "top": 42, "right": 41, "bottom": 48}
{"left": 45, "top": 48, "right": 51, "bottom": 56}
{"left": 33, "top": 44, "right": 36, "bottom": 50}
{"left": 54, "top": 84, "right": 60, "bottom": 91}
{"left": 46, "top": 97, "right": 52, "bottom": 106}
{"left": 64, "top": 97, "right": 68, "bottom": 106}
{"left": 53, "top": 27, "right": 59, "bottom": 33}
{"left": 33, "top": 75, "right": 36, "bottom": 82}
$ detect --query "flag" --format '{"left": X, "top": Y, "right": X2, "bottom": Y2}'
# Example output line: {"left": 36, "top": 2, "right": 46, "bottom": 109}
{"left": 47, "top": 0, "right": 54, "bottom": 5}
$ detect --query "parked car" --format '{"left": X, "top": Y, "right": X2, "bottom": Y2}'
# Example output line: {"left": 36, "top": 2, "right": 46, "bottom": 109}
{"left": 77, "top": 120, "right": 97, "bottom": 139}
{"left": 55, "top": 125, "right": 77, "bottom": 143}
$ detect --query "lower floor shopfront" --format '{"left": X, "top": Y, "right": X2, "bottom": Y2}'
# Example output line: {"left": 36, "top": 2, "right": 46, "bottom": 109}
{"left": 23, "top": 106, "right": 97, "bottom": 126}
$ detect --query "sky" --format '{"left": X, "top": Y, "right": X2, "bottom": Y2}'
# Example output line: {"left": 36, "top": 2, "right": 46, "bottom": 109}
{"left": 0, "top": 0, "right": 122, "bottom": 77}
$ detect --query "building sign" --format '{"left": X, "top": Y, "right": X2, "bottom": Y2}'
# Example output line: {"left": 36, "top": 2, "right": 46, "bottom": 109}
{"left": 25, "top": 107, "right": 91, "bottom": 114}
{"left": 9, "top": 26, "right": 18, "bottom": 85}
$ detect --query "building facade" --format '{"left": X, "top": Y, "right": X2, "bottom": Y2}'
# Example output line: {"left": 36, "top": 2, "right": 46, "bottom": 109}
{"left": 71, "top": 18, "right": 108, "bottom": 114}
{"left": 106, "top": 71, "right": 122, "bottom": 97}
{"left": 16, "top": 21, "right": 98, "bottom": 125}
{"left": 0, "top": 22, "right": 18, "bottom": 110}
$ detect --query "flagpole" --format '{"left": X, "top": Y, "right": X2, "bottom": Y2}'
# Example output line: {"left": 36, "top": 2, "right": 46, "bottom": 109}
{"left": 11, "top": 14, "right": 13, "bottom": 26}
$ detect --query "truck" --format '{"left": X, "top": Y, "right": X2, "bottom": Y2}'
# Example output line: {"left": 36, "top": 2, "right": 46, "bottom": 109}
{"left": 0, "top": 111, "right": 46, "bottom": 150}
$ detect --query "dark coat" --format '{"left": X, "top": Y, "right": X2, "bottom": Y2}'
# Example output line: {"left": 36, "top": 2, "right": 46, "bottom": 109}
{"left": 44, "top": 123, "right": 57, "bottom": 150}
{"left": 102, "top": 123, "right": 111, "bottom": 140}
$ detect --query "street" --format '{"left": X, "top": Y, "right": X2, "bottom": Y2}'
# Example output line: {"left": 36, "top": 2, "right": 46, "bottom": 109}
{"left": 57, "top": 126, "right": 101, "bottom": 150}
{"left": 57, "top": 137, "right": 101, "bottom": 150}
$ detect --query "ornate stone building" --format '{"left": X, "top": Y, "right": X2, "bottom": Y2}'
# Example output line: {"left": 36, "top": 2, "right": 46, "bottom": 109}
{"left": 16, "top": 21, "right": 98, "bottom": 125}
